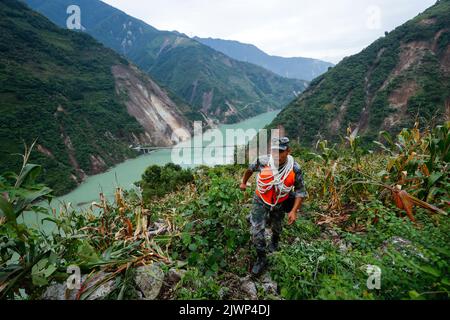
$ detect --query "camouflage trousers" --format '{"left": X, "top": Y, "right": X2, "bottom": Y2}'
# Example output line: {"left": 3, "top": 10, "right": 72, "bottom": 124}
{"left": 249, "top": 194, "right": 295, "bottom": 253}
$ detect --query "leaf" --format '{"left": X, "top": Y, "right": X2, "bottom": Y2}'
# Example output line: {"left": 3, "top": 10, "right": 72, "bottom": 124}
{"left": 418, "top": 265, "right": 441, "bottom": 278}
{"left": 182, "top": 233, "right": 192, "bottom": 246}
{"left": 13, "top": 187, "right": 52, "bottom": 218}
{"left": 441, "top": 278, "right": 450, "bottom": 286}
{"left": 15, "top": 164, "right": 41, "bottom": 188}
{"left": 0, "top": 195, "right": 15, "bottom": 222}
{"left": 280, "top": 287, "right": 289, "bottom": 298}
{"left": 31, "top": 258, "right": 56, "bottom": 287}
{"left": 408, "top": 290, "right": 423, "bottom": 300}
{"left": 427, "top": 172, "right": 443, "bottom": 188}
{"left": 77, "top": 240, "right": 101, "bottom": 265}
{"left": 392, "top": 189, "right": 447, "bottom": 221}
{"left": 398, "top": 190, "right": 415, "bottom": 222}
{"left": 379, "top": 131, "right": 394, "bottom": 147}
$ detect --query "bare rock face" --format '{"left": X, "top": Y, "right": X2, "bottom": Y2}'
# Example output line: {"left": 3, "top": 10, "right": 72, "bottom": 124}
{"left": 112, "top": 64, "right": 192, "bottom": 147}
{"left": 134, "top": 263, "right": 165, "bottom": 300}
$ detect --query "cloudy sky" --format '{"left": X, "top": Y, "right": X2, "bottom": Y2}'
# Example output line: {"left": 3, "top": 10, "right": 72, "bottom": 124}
{"left": 102, "top": 0, "right": 436, "bottom": 64}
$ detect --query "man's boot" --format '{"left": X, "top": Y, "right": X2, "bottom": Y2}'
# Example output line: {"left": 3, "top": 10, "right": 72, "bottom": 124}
{"left": 251, "top": 250, "right": 267, "bottom": 276}
{"left": 268, "top": 234, "right": 280, "bottom": 253}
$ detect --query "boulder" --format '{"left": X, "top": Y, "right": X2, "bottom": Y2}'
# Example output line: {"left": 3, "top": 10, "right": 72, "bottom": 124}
{"left": 167, "top": 268, "right": 186, "bottom": 284}
{"left": 239, "top": 276, "right": 258, "bottom": 300}
{"left": 134, "top": 263, "right": 165, "bottom": 300}
{"left": 41, "top": 271, "right": 114, "bottom": 300}
{"left": 260, "top": 273, "right": 278, "bottom": 296}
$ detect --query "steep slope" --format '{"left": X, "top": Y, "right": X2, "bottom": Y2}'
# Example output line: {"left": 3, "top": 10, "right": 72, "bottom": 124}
{"left": 24, "top": 0, "right": 308, "bottom": 124}
{"left": 0, "top": 0, "right": 194, "bottom": 195}
{"left": 194, "top": 37, "right": 334, "bottom": 81}
{"left": 270, "top": 0, "right": 450, "bottom": 146}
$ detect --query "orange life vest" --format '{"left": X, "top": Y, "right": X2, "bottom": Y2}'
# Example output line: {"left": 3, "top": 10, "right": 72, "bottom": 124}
{"left": 256, "top": 165, "right": 295, "bottom": 206}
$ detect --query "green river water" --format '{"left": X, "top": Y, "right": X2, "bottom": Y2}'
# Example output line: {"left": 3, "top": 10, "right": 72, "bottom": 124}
{"left": 22, "top": 110, "right": 279, "bottom": 231}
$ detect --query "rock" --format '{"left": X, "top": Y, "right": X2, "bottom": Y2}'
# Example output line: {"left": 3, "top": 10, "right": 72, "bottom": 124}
{"left": 337, "top": 240, "right": 351, "bottom": 253}
{"left": 381, "top": 236, "right": 427, "bottom": 261}
{"left": 42, "top": 283, "right": 76, "bottom": 300}
{"left": 240, "top": 276, "right": 258, "bottom": 300}
{"left": 167, "top": 268, "right": 186, "bottom": 284}
{"left": 84, "top": 272, "right": 115, "bottom": 300}
{"left": 328, "top": 229, "right": 339, "bottom": 238}
{"left": 260, "top": 273, "right": 278, "bottom": 296}
{"left": 41, "top": 271, "right": 114, "bottom": 300}
{"left": 135, "top": 263, "right": 165, "bottom": 300}
{"left": 148, "top": 219, "right": 168, "bottom": 236}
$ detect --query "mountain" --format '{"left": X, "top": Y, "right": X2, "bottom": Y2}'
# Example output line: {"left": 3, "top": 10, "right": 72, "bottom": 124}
{"left": 25, "top": 0, "right": 308, "bottom": 124}
{"left": 270, "top": 0, "right": 450, "bottom": 146}
{"left": 0, "top": 0, "right": 197, "bottom": 195}
{"left": 194, "top": 37, "right": 334, "bottom": 81}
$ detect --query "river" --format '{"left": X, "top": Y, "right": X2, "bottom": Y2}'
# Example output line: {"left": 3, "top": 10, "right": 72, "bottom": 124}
{"left": 21, "top": 110, "right": 279, "bottom": 231}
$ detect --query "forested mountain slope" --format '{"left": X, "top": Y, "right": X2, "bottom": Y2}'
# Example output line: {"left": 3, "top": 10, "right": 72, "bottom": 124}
{"left": 270, "top": 0, "right": 450, "bottom": 146}
{"left": 0, "top": 0, "right": 195, "bottom": 194}
{"left": 26, "top": 0, "right": 308, "bottom": 124}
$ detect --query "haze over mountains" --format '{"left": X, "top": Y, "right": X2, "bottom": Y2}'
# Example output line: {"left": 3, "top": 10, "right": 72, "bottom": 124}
{"left": 25, "top": 0, "right": 308, "bottom": 124}
{"left": 194, "top": 37, "right": 334, "bottom": 81}
{"left": 270, "top": 0, "right": 450, "bottom": 146}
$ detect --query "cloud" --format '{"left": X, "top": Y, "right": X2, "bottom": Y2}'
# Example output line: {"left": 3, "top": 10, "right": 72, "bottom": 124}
{"left": 102, "top": 0, "right": 436, "bottom": 63}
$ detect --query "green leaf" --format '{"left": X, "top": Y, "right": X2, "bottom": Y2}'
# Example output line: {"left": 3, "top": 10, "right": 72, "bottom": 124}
{"left": 77, "top": 240, "right": 101, "bottom": 265}
{"left": 182, "top": 233, "right": 192, "bottom": 246}
{"left": 408, "top": 290, "right": 423, "bottom": 300}
{"left": 418, "top": 265, "right": 441, "bottom": 277}
{"left": 0, "top": 195, "right": 15, "bottom": 222}
{"left": 280, "top": 287, "right": 290, "bottom": 299}
{"left": 15, "top": 164, "right": 41, "bottom": 188}
{"left": 13, "top": 187, "right": 52, "bottom": 218}
{"left": 427, "top": 172, "right": 443, "bottom": 188}
{"left": 31, "top": 258, "right": 57, "bottom": 287}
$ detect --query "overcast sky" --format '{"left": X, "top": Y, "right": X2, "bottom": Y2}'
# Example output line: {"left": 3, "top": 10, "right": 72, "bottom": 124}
{"left": 102, "top": 0, "right": 436, "bottom": 64}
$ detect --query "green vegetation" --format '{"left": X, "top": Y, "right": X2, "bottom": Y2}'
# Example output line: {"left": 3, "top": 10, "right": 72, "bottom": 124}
{"left": 0, "top": 0, "right": 143, "bottom": 195}
{"left": 26, "top": 0, "right": 308, "bottom": 123}
{"left": 0, "top": 0, "right": 198, "bottom": 196}
{"left": 1, "top": 122, "right": 448, "bottom": 300}
{"left": 138, "top": 163, "right": 194, "bottom": 199}
{"left": 270, "top": 0, "right": 450, "bottom": 146}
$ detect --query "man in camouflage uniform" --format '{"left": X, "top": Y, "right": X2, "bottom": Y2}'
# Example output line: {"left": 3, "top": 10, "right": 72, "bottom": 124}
{"left": 240, "top": 137, "right": 307, "bottom": 275}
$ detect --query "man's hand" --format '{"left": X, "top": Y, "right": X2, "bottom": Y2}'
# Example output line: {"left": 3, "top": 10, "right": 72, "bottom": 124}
{"left": 287, "top": 210, "right": 298, "bottom": 225}
{"left": 240, "top": 169, "right": 253, "bottom": 192}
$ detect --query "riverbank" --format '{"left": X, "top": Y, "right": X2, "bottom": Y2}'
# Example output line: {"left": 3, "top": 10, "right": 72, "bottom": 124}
{"left": 20, "top": 110, "right": 279, "bottom": 231}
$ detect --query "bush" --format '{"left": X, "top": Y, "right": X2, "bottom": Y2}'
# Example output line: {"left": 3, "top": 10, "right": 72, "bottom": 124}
{"left": 139, "top": 163, "right": 194, "bottom": 200}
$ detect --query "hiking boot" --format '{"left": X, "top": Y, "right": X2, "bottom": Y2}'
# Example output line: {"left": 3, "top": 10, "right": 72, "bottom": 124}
{"left": 251, "top": 251, "right": 267, "bottom": 276}
{"left": 268, "top": 235, "right": 280, "bottom": 253}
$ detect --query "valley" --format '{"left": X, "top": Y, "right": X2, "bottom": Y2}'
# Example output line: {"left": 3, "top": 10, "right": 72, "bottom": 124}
{"left": 0, "top": 0, "right": 448, "bottom": 303}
